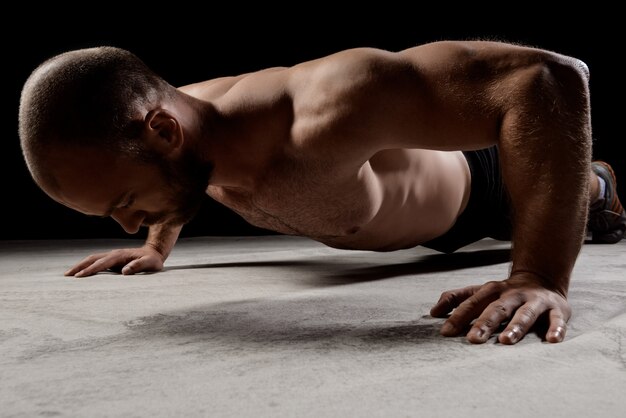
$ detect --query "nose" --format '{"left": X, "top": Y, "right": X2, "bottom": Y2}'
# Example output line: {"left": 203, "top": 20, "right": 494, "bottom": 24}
{"left": 111, "top": 209, "right": 145, "bottom": 234}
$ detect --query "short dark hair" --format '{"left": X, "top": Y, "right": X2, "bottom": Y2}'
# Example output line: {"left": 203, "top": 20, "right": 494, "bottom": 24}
{"left": 19, "top": 46, "right": 174, "bottom": 185}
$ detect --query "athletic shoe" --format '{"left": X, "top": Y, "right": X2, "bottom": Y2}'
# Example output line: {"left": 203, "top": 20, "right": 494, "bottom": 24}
{"left": 588, "top": 161, "right": 626, "bottom": 244}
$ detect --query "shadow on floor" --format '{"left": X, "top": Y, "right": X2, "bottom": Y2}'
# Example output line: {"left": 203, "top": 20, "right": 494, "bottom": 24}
{"left": 164, "top": 248, "right": 512, "bottom": 287}
{"left": 321, "top": 248, "right": 511, "bottom": 286}
{"left": 122, "top": 306, "right": 459, "bottom": 349}
{"left": 115, "top": 247, "right": 524, "bottom": 348}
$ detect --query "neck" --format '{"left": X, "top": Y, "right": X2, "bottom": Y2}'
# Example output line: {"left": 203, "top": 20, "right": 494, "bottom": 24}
{"left": 177, "top": 90, "right": 282, "bottom": 189}
{"left": 186, "top": 100, "right": 272, "bottom": 189}
{"left": 168, "top": 93, "right": 222, "bottom": 182}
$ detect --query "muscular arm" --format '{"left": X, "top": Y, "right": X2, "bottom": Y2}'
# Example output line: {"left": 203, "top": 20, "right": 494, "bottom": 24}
{"left": 302, "top": 41, "right": 591, "bottom": 343}
{"left": 413, "top": 42, "right": 590, "bottom": 343}
{"left": 419, "top": 43, "right": 591, "bottom": 343}
{"left": 493, "top": 60, "right": 591, "bottom": 294}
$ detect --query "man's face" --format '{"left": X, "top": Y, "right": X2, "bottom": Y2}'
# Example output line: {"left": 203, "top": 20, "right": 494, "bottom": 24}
{"left": 44, "top": 146, "right": 210, "bottom": 233}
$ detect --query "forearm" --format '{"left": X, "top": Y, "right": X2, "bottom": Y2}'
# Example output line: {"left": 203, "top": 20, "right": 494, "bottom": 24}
{"left": 502, "top": 139, "right": 590, "bottom": 295}
{"left": 499, "top": 61, "right": 592, "bottom": 294}
{"left": 144, "top": 223, "right": 183, "bottom": 260}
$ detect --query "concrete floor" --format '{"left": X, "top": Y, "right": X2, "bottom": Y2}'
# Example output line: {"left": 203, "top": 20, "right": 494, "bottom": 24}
{"left": 1, "top": 236, "right": 625, "bottom": 417}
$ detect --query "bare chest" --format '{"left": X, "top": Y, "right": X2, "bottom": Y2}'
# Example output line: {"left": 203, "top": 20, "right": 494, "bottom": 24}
{"left": 206, "top": 161, "right": 375, "bottom": 239}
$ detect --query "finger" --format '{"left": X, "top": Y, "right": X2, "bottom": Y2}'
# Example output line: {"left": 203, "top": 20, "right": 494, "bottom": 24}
{"left": 75, "top": 254, "right": 128, "bottom": 278}
{"left": 545, "top": 308, "right": 569, "bottom": 343}
{"left": 65, "top": 253, "right": 108, "bottom": 276}
{"left": 121, "top": 257, "right": 147, "bottom": 275}
{"left": 430, "top": 285, "right": 481, "bottom": 318}
{"left": 441, "top": 281, "right": 503, "bottom": 337}
{"left": 121, "top": 255, "right": 161, "bottom": 275}
{"left": 467, "top": 297, "right": 520, "bottom": 344}
{"left": 498, "top": 299, "right": 544, "bottom": 345}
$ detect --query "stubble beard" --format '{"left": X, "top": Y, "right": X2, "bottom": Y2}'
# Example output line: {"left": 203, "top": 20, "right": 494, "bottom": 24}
{"left": 146, "top": 151, "right": 213, "bottom": 227}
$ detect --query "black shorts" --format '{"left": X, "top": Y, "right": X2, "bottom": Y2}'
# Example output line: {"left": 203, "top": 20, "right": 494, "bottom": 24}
{"left": 421, "top": 146, "right": 512, "bottom": 253}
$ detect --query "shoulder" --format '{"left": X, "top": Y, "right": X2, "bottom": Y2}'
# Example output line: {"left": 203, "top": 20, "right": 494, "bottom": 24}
{"left": 287, "top": 47, "right": 406, "bottom": 90}
{"left": 178, "top": 47, "right": 407, "bottom": 103}
{"left": 286, "top": 47, "right": 412, "bottom": 117}
{"left": 178, "top": 67, "right": 289, "bottom": 101}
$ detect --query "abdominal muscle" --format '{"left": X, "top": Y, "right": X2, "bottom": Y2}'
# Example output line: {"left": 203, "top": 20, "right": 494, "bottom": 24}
{"left": 322, "top": 149, "right": 471, "bottom": 251}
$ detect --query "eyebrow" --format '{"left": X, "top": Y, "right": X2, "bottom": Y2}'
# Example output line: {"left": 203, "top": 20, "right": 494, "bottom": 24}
{"left": 100, "top": 193, "right": 128, "bottom": 218}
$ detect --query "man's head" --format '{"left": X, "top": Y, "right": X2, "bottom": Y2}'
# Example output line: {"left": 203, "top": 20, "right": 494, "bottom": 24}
{"left": 19, "top": 46, "right": 211, "bottom": 232}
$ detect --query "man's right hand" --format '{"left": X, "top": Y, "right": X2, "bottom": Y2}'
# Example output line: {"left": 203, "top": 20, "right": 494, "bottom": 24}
{"left": 65, "top": 245, "right": 165, "bottom": 277}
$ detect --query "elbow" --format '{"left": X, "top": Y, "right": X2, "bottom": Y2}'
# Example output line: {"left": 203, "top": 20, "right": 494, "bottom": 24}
{"left": 513, "top": 55, "right": 591, "bottom": 126}
{"left": 542, "top": 54, "right": 591, "bottom": 104}
{"left": 573, "top": 58, "right": 590, "bottom": 83}
{"left": 499, "top": 53, "right": 592, "bottom": 150}
{"left": 544, "top": 57, "right": 592, "bottom": 150}
{"left": 504, "top": 52, "right": 591, "bottom": 117}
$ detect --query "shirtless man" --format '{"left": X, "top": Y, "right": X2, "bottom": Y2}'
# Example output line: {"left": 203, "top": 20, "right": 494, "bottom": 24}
{"left": 18, "top": 41, "right": 625, "bottom": 345}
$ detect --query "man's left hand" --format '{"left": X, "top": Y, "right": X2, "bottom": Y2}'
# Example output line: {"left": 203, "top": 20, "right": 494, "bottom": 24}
{"left": 430, "top": 273, "right": 571, "bottom": 344}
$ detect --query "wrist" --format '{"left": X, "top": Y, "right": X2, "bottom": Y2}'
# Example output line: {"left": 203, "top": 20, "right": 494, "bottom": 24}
{"left": 509, "top": 268, "right": 569, "bottom": 298}
{"left": 144, "top": 242, "right": 168, "bottom": 261}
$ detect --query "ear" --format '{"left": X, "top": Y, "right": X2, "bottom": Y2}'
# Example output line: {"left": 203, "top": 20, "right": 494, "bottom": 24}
{"left": 142, "top": 109, "right": 184, "bottom": 156}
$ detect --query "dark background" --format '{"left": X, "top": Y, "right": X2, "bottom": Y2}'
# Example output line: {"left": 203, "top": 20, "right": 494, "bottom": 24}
{"left": 3, "top": 13, "right": 623, "bottom": 240}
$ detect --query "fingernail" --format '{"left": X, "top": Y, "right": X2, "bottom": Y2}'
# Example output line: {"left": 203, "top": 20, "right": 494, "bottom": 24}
{"left": 75, "top": 270, "right": 84, "bottom": 278}
{"left": 549, "top": 328, "right": 563, "bottom": 342}
{"left": 441, "top": 322, "right": 457, "bottom": 335}
{"left": 505, "top": 330, "right": 519, "bottom": 343}
{"left": 121, "top": 267, "right": 131, "bottom": 275}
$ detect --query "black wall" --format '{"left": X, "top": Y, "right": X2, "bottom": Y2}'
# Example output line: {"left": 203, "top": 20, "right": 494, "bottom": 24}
{"left": 4, "top": 13, "right": 623, "bottom": 240}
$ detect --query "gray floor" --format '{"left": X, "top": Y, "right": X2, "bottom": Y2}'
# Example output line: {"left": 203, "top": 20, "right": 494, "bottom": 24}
{"left": 1, "top": 236, "right": 625, "bottom": 417}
